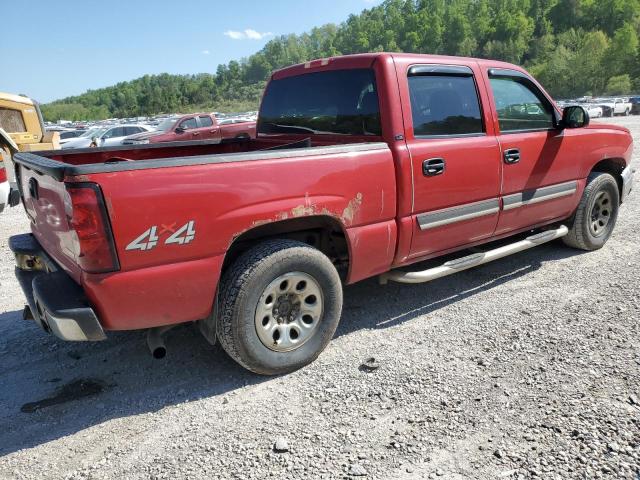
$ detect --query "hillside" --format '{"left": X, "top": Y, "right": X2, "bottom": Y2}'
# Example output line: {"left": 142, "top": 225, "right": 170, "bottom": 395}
{"left": 42, "top": 0, "right": 640, "bottom": 121}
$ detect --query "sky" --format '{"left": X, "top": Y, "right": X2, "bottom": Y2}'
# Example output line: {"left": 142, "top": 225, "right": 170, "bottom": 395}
{"left": 0, "top": 0, "right": 382, "bottom": 103}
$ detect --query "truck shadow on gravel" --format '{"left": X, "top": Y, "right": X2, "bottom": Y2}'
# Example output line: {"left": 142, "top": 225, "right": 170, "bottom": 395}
{"left": 0, "top": 242, "right": 584, "bottom": 456}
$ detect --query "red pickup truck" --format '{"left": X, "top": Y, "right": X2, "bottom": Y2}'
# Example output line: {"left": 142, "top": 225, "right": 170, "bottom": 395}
{"left": 9, "top": 53, "right": 634, "bottom": 375}
{"left": 122, "top": 113, "right": 256, "bottom": 145}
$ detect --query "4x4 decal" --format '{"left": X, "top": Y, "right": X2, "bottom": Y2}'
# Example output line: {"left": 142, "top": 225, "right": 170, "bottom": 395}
{"left": 126, "top": 221, "right": 195, "bottom": 251}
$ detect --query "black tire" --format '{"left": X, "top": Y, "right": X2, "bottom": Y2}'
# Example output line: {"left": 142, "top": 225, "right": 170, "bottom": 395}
{"left": 624, "top": 109, "right": 630, "bottom": 116}
{"left": 217, "top": 239, "right": 343, "bottom": 375}
{"left": 563, "top": 172, "right": 619, "bottom": 251}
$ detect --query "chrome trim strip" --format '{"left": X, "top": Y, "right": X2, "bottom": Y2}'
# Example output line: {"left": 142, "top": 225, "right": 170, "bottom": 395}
{"left": 417, "top": 198, "right": 500, "bottom": 230}
{"left": 502, "top": 181, "right": 577, "bottom": 211}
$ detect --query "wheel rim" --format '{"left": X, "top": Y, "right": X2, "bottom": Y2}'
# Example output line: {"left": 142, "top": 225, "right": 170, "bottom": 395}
{"left": 589, "top": 190, "right": 612, "bottom": 237}
{"left": 254, "top": 272, "right": 323, "bottom": 352}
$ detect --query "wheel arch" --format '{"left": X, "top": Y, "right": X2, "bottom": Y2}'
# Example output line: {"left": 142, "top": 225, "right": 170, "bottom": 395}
{"left": 221, "top": 215, "right": 351, "bottom": 281}
{"left": 590, "top": 158, "right": 626, "bottom": 202}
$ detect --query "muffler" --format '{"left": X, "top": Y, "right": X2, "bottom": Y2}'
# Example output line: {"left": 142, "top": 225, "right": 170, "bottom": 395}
{"left": 146, "top": 326, "right": 174, "bottom": 359}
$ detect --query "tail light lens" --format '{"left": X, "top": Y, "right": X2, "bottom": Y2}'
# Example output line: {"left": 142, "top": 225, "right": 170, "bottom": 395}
{"left": 0, "top": 167, "right": 6, "bottom": 183}
{"left": 66, "top": 183, "right": 119, "bottom": 273}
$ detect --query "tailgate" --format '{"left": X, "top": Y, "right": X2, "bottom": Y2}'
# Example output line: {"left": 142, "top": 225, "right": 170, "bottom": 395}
{"left": 16, "top": 161, "right": 83, "bottom": 282}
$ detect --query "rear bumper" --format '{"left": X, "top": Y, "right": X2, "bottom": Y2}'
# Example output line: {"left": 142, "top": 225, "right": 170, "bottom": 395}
{"left": 621, "top": 165, "right": 634, "bottom": 203}
{"left": 9, "top": 233, "right": 106, "bottom": 341}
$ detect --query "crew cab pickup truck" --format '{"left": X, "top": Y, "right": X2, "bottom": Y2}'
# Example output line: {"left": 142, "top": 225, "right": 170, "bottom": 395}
{"left": 122, "top": 113, "right": 256, "bottom": 145}
{"left": 593, "top": 97, "right": 633, "bottom": 117}
{"left": 9, "top": 53, "right": 634, "bottom": 375}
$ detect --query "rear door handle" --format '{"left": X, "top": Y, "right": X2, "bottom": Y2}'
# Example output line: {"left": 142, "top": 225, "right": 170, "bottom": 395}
{"left": 504, "top": 148, "right": 520, "bottom": 164}
{"left": 423, "top": 158, "right": 445, "bottom": 176}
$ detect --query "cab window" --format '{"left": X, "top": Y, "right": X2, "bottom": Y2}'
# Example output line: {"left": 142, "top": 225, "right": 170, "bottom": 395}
{"left": 408, "top": 74, "right": 484, "bottom": 137}
{"left": 199, "top": 116, "right": 213, "bottom": 127}
{"left": 180, "top": 117, "right": 198, "bottom": 129}
{"left": 489, "top": 75, "right": 554, "bottom": 132}
{"left": 0, "top": 108, "right": 27, "bottom": 133}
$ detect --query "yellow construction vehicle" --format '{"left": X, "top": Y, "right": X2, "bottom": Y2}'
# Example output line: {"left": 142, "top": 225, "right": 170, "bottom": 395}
{"left": 0, "top": 92, "right": 59, "bottom": 209}
{"left": 0, "top": 92, "right": 59, "bottom": 153}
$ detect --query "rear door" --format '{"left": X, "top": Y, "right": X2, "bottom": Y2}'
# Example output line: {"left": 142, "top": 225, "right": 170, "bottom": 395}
{"left": 484, "top": 68, "right": 581, "bottom": 235}
{"left": 402, "top": 64, "right": 502, "bottom": 259}
{"left": 197, "top": 115, "right": 221, "bottom": 141}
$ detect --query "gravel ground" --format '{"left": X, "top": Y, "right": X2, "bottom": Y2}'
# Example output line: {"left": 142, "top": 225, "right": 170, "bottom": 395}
{"left": 1, "top": 117, "right": 639, "bottom": 480}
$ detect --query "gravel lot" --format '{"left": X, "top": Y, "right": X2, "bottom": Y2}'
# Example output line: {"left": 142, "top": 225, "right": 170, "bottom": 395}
{"left": 1, "top": 117, "right": 639, "bottom": 480}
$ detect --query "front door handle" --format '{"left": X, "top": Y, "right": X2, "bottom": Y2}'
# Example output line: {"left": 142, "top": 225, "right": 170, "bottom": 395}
{"left": 504, "top": 148, "right": 521, "bottom": 164}
{"left": 423, "top": 158, "right": 445, "bottom": 176}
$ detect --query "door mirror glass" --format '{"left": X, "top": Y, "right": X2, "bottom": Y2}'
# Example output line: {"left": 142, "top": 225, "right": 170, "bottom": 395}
{"left": 561, "top": 105, "right": 589, "bottom": 129}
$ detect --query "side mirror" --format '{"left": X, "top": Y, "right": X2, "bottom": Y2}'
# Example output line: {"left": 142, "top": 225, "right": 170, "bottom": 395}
{"left": 560, "top": 105, "right": 589, "bottom": 129}
{"left": 175, "top": 126, "right": 185, "bottom": 134}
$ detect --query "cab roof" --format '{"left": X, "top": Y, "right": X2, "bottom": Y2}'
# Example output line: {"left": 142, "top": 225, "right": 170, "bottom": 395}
{"left": 272, "top": 52, "right": 523, "bottom": 80}
{"left": 0, "top": 92, "right": 35, "bottom": 106}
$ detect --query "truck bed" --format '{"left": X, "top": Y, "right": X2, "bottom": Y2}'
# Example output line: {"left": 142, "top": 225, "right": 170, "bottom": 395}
{"left": 15, "top": 136, "right": 376, "bottom": 180}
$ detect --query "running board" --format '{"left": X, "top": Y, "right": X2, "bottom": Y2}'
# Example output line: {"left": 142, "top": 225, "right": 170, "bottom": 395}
{"left": 379, "top": 225, "right": 568, "bottom": 285}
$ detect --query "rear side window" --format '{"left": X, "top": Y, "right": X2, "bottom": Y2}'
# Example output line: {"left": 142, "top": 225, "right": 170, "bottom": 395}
{"left": 0, "top": 108, "right": 27, "bottom": 133}
{"left": 199, "top": 116, "right": 213, "bottom": 127}
{"left": 259, "top": 68, "right": 381, "bottom": 136}
{"left": 408, "top": 74, "right": 484, "bottom": 137}
{"left": 489, "top": 76, "right": 554, "bottom": 132}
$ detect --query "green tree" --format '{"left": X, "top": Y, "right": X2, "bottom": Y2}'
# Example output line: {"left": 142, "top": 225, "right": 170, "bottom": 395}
{"left": 605, "top": 74, "right": 632, "bottom": 94}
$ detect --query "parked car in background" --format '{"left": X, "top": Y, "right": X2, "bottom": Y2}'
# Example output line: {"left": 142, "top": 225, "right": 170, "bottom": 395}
{"left": 583, "top": 104, "right": 603, "bottom": 118}
{"left": 58, "top": 129, "right": 87, "bottom": 145}
{"left": 62, "top": 124, "right": 152, "bottom": 149}
{"left": 592, "top": 98, "right": 632, "bottom": 117}
{"left": 122, "top": 113, "right": 256, "bottom": 145}
{"left": 630, "top": 96, "right": 640, "bottom": 115}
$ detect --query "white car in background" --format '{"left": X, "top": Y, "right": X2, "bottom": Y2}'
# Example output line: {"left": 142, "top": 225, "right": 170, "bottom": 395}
{"left": 583, "top": 104, "right": 603, "bottom": 118}
{"left": 591, "top": 98, "right": 632, "bottom": 117}
{"left": 62, "top": 124, "right": 152, "bottom": 149}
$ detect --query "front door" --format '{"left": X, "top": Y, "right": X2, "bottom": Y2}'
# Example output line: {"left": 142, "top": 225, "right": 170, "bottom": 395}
{"left": 485, "top": 69, "right": 581, "bottom": 236}
{"left": 404, "top": 64, "right": 502, "bottom": 259}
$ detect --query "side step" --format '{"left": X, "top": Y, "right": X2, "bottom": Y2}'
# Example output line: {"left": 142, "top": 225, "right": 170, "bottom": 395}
{"left": 379, "top": 225, "right": 568, "bottom": 285}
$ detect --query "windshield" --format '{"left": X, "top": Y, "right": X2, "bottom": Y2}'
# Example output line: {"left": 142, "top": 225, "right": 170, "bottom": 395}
{"left": 258, "top": 68, "right": 381, "bottom": 136}
{"left": 156, "top": 118, "right": 178, "bottom": 132}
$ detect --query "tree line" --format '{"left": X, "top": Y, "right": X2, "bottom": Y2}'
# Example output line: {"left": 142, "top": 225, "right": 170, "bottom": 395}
{"left": 41, "top": 0, "right": 640, "bottom": 122}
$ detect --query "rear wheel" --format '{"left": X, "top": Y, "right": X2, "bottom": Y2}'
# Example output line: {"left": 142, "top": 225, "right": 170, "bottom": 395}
{"left": 217, "top": 239, "right": 343, "bottom": 375}
{"left": 563, "top": 172, "right": 619, "bottom": 251}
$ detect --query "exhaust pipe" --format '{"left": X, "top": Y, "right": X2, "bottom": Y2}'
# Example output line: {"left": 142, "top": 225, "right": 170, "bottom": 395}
{"left": 146, "top": 326, "right": 174, "bottom": 359}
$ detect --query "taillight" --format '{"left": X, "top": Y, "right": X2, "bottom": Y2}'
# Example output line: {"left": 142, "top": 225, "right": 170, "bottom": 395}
{"left": 66, "top": 183, "right": 119, "bottom": 273}
{"left": 0, "top": 166, "right": 6, "bottom": 183}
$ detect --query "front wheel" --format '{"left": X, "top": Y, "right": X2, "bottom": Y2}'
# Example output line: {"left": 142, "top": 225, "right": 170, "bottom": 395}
{"left": 217, "top": 239, "right": 343, "bottom": 375}
{"left": 563, "top": 172, "right": 619, "bottom": 251}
